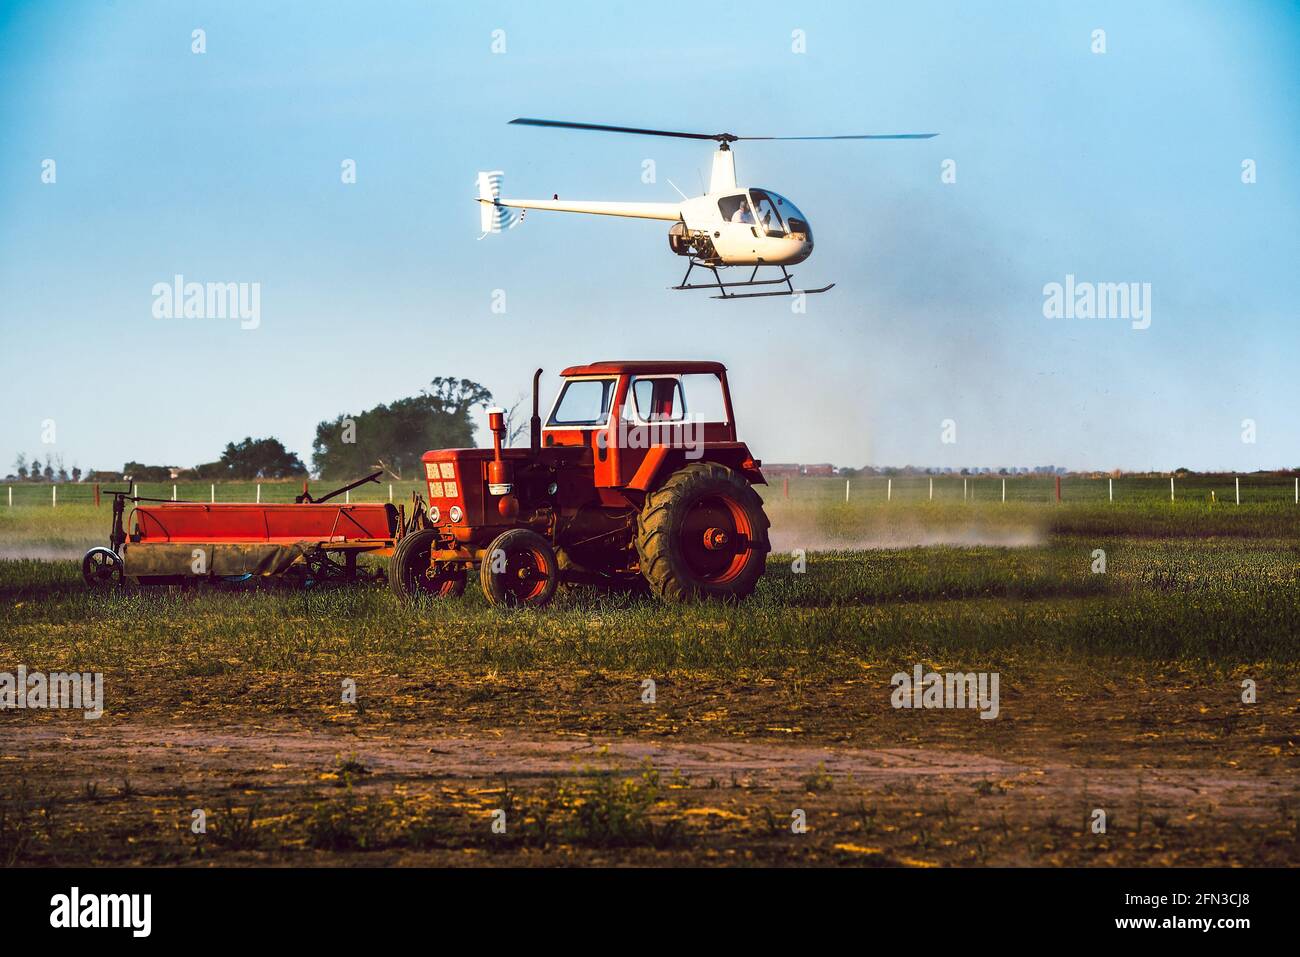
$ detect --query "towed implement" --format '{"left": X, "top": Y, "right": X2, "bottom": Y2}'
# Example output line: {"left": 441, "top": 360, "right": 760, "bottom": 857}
{"left": 82, "top": 471, "right": 405, "bottom": 587}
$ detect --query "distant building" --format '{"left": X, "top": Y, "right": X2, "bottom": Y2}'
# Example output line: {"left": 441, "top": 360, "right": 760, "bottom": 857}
{"left": 801, "top": 463, "right": 836, "bottom": 477}
{"left": 763, "top": 463, "right": 801, "bottom": 477}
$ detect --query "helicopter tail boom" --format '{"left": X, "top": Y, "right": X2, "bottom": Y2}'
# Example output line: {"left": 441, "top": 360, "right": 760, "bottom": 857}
{"left": 480, "top": 195, "right": 682, "bottom": 222}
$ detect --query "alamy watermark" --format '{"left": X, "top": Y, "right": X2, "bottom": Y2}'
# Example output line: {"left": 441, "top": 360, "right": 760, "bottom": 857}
{"left": 596, "top": 413, "right": 707, "bottom": 459}
{"left": 50, "top": 887, "right": 150, "bottom": 937}
{"left": 1042, "top": 274, "right": 1151, "bottom": 330}
{"left": 890, "top": 664, "right": 1000, "bottom": 720}
{"left": 151, "top": 274, "right": 260, "bottom": 330}
{"left": 0, "top": 666, "right": 103, "bottom": 719}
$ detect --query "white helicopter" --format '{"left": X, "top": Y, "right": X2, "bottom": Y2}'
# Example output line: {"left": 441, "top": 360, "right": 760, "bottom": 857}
{"left": 477, "top": 118, "right": 936, "bottom": 299}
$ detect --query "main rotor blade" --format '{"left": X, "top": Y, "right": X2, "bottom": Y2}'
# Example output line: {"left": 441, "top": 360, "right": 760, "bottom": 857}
{"left": 509, "top": 119, "right": 938, "bottom": 143}
{"left": 735, "top": 133, "right": 938, "bottom": 140}
{"left": 510, "top": 118, "right": 730, "bottom": 141}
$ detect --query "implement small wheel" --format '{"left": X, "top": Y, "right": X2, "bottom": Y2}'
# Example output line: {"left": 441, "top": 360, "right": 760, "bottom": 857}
{"left": 390, "top": 529, "right": 466, "bottom": 602}
{"left": 81, "top": 547, "right": 122, "bottom": 589}
{"left": 481, "top": 529, "right": 558, "bottom": 608}
{"left": 636, "top": 462, "right": 771, "bottom": 602}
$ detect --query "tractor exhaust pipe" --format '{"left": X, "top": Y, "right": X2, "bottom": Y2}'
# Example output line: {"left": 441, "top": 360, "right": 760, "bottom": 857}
{"left": 530, "top": 368, "right": 543, "bottom": 455}
{"left": 487, "top": 408, "right": 511, "bottom": 494}
{"left": 487, "top": 406, "right": 520, "bottom": 520}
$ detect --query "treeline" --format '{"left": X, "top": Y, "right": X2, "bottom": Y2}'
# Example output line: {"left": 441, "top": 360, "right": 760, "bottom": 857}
{"left": 11, "top": 453, "right": 81, "bottom": 483}
{"left": 8, "top": 377, "right": 493, "bottom": 483}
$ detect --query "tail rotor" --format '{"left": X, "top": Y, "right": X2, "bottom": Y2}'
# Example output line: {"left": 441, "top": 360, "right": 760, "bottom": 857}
{"left": 477, "top": 170, "right": 525, "bottom": 238}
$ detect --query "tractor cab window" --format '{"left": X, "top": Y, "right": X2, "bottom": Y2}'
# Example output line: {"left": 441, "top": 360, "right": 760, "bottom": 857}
{"left": 680, "top": 373, "right": 728, "bottom": 423}
{"left": 749, "top": 189, "right": 786, "bottom": 236}
{"left": 627, "top": 376, "right": 686, "bottom": 422}
{"left": 717, "top": 194, "right": 754, "bottom": 225}
{"left": 754, "top": 189, "right": 810, "bottom": 240}
{"left": 547, "top": 377, "right": 616, "bottom": 427}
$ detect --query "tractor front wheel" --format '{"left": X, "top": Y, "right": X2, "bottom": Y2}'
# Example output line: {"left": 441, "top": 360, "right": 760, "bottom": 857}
{"left": 390, "top": 529, "right": 467, "bottom": 602}
{"left": 481, "top": 529, "right": 559, "bottom": 608}
{"left": 636, "top": 462, "right": 770, "bottom": 602}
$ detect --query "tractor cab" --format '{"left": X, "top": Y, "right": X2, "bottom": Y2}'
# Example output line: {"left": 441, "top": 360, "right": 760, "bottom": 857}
{"left": 542, "top": 360, "right": 759, "bottom": 490}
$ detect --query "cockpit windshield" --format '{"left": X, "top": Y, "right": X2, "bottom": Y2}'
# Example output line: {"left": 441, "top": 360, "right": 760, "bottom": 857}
{"left": 750, "top": 189, "right": 810, "bottom": 240}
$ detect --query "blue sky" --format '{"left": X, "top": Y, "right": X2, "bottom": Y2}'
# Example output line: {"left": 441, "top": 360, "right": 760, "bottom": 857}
{"left": 1, "top": 0, "right": 1297, "bottom": 474}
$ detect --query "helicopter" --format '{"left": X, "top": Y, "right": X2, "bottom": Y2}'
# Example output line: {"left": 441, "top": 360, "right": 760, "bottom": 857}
{"left": 477, "top": 118, "right": 936, "bottom": 299}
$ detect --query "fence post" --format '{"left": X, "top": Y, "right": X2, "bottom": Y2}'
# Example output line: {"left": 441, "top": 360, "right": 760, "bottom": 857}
{"left": 783, "top": 477, "right": 789, "bottom": 499}
{"left": 172, "top": 484, "right": 177, "bottom": 501}
{"left": 1170, "top": 476, "right": 1175, "bottom": 502}
{"left": 1054, "top": 475, "right": 1061, "bottom": 502}
{"left": 389, "top": 483, "right": 393, "bottom": 503}
{"left": 95, "top": 483, "right": 101, "bottom": 507}
{"left": 1109, "top": 477, "right": 1113, "bottom": 502}
{"left": 345, "top": 489, "right": 350, "bottom": 504}
{"left": 929, "top": 477, "right": 933, "bottom": 501}
{"left": 1235, "top": 476, "right": 1240, "bottom": 505}
{"left": 52, "top": 485, "right": 57, "bottom": 507}
{"left": 210, "top": 483, "right": 215, "bottom": 503}
{"left": 963, "top": 478, "right": 967, "bottom": 501}
{"left": 1002, "top": 478, "right": 1006, "bottom": 503}
{"left": 1295, "top": 477, "right": 1298, "bottom": 504}
{"left": 256, "top": 483, "right": 261, "bottom": 504}
{"left": 6, "top": 487, "right": 10, "bottom": 508}
{"left": 886, "top": 478, "right": 891, "bottom": 501}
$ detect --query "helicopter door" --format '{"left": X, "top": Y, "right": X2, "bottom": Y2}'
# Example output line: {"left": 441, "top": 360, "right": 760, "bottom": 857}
{"left": 714, "top": 192, "right": 762, "bottom": 262}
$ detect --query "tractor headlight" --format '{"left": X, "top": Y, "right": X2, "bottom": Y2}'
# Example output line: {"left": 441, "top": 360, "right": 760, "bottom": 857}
{"left": 427, "top": 505, "right": 440, "bottom": 524}
{"left": 449, "top": 506, "right": 463, "bottom": 523}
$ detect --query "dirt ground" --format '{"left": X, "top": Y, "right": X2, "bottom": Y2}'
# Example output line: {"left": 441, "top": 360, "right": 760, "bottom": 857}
{"left": 3, "top": 667, "right": 1297, "bottom": 866}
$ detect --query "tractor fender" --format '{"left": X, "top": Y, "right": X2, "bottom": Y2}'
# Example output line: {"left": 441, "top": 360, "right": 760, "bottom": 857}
{"left": 628, "top": 445, "right": 765, "bottom": 492}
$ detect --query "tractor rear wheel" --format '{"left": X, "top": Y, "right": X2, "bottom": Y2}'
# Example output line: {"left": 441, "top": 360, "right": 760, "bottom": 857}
{"left": 389, "top": 529, "right": 467, "bottom": 602}
{"left": 636, "top": 462, "right": 770, "bottom": 602}
{"left": 481, "top": 529, "right": 559, "bottom": 608}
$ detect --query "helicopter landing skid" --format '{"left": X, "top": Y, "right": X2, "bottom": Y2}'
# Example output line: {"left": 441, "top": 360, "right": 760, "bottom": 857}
{"left": 672, "top": 261, "right": 834, "bottom": 300}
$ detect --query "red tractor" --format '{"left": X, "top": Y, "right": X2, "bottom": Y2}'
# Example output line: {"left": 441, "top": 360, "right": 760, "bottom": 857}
{"left": 390, "top": 360, "right": 771, "bottom": 606}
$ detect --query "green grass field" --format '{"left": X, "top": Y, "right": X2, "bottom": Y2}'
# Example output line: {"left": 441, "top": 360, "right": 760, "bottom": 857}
{"left": 3, "top": 476, "right": 1299, "bottom": 672}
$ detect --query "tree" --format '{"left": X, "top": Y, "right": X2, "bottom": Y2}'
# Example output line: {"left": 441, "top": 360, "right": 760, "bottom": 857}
{"left": 122, "top": 461, "right": 172, "bottom": 482}
{"left": 311, "top": 377, "right": 491, "bottom": 480}
{"left": 30, "top": 456, "right": 41, "bottom": 480}
{"left": 501, "top": 392, "right": 530, "bottom": 447}
{"left": 427, "top": 377, "right": 493, "bottom": 419}
{"left": 213, "top": 437, "right": 307, "bottom": 479}
{"left": 13, "top": 454, "right": 27, "bottom": 481}
{"left": 192, "top": 460, "right": 226, "bottom": 480}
